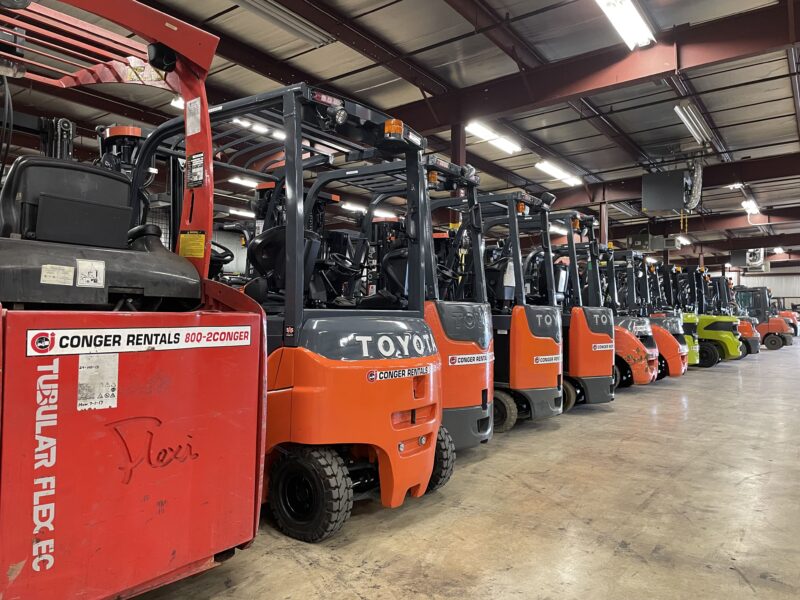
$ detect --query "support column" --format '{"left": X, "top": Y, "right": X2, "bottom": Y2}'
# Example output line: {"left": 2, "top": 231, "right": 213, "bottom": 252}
{"left": 599, "top": 202, "right": 608, "bottom": 245}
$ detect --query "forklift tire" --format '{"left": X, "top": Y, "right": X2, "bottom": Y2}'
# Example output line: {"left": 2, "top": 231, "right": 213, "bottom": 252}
{"left": 656, "top": 355, "right": 668, "bottom": 380}
{"left": 698, "top": 341, "right": 720, "bottom": 368}
{"left": 734, "top": 343, "right": 747, "bottom": 359}
{"left": 615, "top": 359, "right": 633, "bottom": 389}
{"left": 562, "top": 380, "right": 577, "bottom": 412}
{"left": 764, "top": 334, "right": 784, "bottom": 351}
{"left": 612, "top": 365, "right": 621, "bottom": 391}
{"left": 426, "top": 426, "right": 456, "bottom": 494}
{"left": 492, "top": 390, "right": 518, "bottom": 433}
{"left": 269, "top": 446, "right": 353, "bottom": 543}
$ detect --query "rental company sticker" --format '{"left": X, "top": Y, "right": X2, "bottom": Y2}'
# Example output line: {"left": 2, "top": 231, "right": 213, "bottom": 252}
{"left": 448, "top": 353, "right": 494, "bottom": 366}
{"left": 592, "top": 343, "right": 614, "bottom": 352}
{"left": 26, "top": 326, "right": 252, "bottom": 357}
{"left": 366, "top": 366, "right": 431, "bottom": 382}
{"left": 40, "top": 264, "right": 74, "bottom": 286}
{"left": 77, "top": 354, "right": 118, "bottom": 411}
{"left": 76, "top": 260, "right": 105, "bottom": 288}
{"left": 534, "top": 355, "right": 561, "bottom": 364}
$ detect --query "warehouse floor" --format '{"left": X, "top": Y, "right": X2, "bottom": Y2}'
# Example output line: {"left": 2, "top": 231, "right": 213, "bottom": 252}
{"left": 145, "top": 345, "right": 800, "bottom": 600}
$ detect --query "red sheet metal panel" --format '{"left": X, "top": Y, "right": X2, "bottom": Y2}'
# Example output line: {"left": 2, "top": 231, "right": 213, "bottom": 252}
{"left": 0, "top": 308, "right": 263, "bottom": 600}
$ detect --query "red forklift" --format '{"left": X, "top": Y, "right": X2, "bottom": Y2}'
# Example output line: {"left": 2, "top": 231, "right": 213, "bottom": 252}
{"left": 196, "top": 92, "right": 453, "bottom": 542}
{"left": 521, "top": 209, "right": 616, "bottom": 410}
{"left": 734, "top": 285, "right": 794, "bottom": 349}
{"left": 0, "top": 2, "right": 266, "bottom": 599}
{"left": 349, "top": 156, "right": 493, "bottom": 451}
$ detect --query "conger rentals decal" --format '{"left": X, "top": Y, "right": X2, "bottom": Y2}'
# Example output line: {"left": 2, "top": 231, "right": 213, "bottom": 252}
{"left": 367, "top": 366, "right": 432, "bottom": 382}
{"left": 533, "top": 355, "right": 561, "bottom": 365}
{"left": 592, "top": 343, "right": 614, "bottom": 352}
{"left": 448, "top": 353, "right": 494, "bottom": 366}
{"left": 27, "top": 326, "right": 252, "bottom": 357}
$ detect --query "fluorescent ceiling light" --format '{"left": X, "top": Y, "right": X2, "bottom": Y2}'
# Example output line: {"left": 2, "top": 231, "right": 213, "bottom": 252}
{"left": 676, "top": 235, "right": 691, "bottom": 246}
{"left": 229, "top": 208, "right": 256, "bottom": 218}
{"left": 535, "top": 160, "right": 582, "bottom": 187}
{"left": 251, "top": 123, "right": 269, "bottom": 135}
{"left": 595, "top": 0, "right": 655, "bottom": 51}
{"left": 674, "top": 102, "right": 713, "bottom": 146}
{"left": 549, "top": 224, "right": 569, "bottom": 236}
{"left": 741, "top": 199, "right": 761, "bottom": 215}
{"left": 374, "top": 209, "right": 396, "bottom": 219}
{"left": 466, "top": 121, "right": 521, "bottom": 155}
{"left": 170, "top": 96, "right": 185, "bottom": 110}
{"left": 773, "top": 247, "right": 786, "bottom": 254}
{"left": 646, "top": 257, "right": 658, "bottom": 264}
{"left": 233, "top": 118, "right": 251, "bottom": 129}
{"left": 229, "top": 177, "right": 259, "bottom": 189}
{"left": 727, "top": 182, "right": 745, "bottom": 190}
{"left": 237, "top": 0, "right": 335, "bottom": 48}
{"left": 271, "top": 130, "right": 287, "bottom": 141}
{"left": 725, "top": 262, "right": 733, "bottom": 268}
{"left": 341, "top": 202, "right": 367, "bottom": 214}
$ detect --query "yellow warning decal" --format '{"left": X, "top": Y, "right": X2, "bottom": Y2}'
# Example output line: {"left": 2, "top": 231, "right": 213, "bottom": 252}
{"left": 179, "top": 231, "right": 206, "bottom": 259}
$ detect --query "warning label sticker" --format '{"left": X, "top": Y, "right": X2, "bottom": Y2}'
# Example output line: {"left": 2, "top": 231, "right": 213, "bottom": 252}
{"left": 41, "top": 264, "right": 74, "bottom": 286}
{"left": 186, "top": 97, "right": 202, "bottom": 137}
{"left": 592, "top": 343, "right": 614, "bottom": 352}
{"left": 533, "top": 354, "right": 561, "bottom": 365}
{"left": 77, "top": 354, "right": 118, "bottom": 411}
{"left": 367, "top": 366, "right": 431, "bottom": 382}
{"left": 76, "top": 259, "right": 105, "bottom": 288}
{"left": 448, "top": 353, "right": 494, "bottom": 366}
{"left": 179, "top": 231, "right": 206, "bottom": 259}
{"left": 26, "top": 326, "right": 252, "bottom": 357}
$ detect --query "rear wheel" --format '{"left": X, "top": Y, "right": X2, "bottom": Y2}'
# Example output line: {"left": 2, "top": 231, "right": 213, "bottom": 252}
{"left": 269, "top": 446, "right": 353, "bottom": 543}
{"left": 426, "top": 426, "right": 456, "bottom": 494}
{"left": 656, "top": 355, "right": 668, "bottom": 380}
{"left": 764, "top": 334, "right": 784, "bottom": 350}
{"left": 615, "top": 359, "right": 633, "bottom": 388}
{"left": 562, "top": 380, "right": 577, "bottom": 412}
{"left": 698, "top": 341, "right": 720, "bottom": 367}
{"left": 492, "top": 389, "right": 518, "bottom": 433}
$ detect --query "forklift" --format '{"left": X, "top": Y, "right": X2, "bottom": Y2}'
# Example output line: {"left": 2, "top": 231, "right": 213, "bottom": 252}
{"left": 477, "top": 192, "right": 566, "bottom": 426}
{"left": 733, "top": 285, "right": 794, "bottom": 350}
{"left": 614, "top": 252, "right": 689, "bottom": 380}
{"left": 346, "top": 155, "right": 493, "bottom": 452}
{"left": 648, "top": 262, "right": 701, "bottom": 367}
{"left": 773, "top": 296, "right": 799, "bottom": 336}
{"left": 190, "top": 91, "right": 455, "bottom": 542}
{"left": 710, "top": 276, "right": 761, "bottom": 356}
{"left": 677, "top": 268, "right": 743, "bottom": 365}
{"left": 0, "top": 2, "right": 266, "bottom": 599}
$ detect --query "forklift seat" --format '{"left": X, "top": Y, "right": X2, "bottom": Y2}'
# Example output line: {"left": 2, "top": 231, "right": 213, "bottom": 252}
{"left": 358, "top": 247, "right": 408, "bottom": 309}
{"left": 245, "top": 226, "right": 321, "bottom": 305}
{"left": 0, "top": 156, "right": 133, "bottom": 248}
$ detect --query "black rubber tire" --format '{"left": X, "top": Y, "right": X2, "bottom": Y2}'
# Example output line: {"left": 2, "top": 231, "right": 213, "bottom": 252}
{"left": 492, "top": 389, "right": 518, "bottom": 433}
{"left": 698, "top": 341, "right": 720, "bottom": 368}
{"left": 269, "top": 446, "right": 353, "bottom": 543}
{"left": 741, "top": 341, "right": 750, "bottom": 357}
{"left": 616, "top": 358, "right": 634, "bottom": 388}
{"left": 612, "top": 365, "right": 622, "bottom": 391}
{"left": 656, "top": 355, "right": 668, "bottom": 380}
{"left": 764, "top": 334, "right": 783, "bottom": 351}
{"left": 562, "top": 379, "right": 578, "bottom": 412}
{"left": 426, "top": 426, "right": 456, "bottom": 494}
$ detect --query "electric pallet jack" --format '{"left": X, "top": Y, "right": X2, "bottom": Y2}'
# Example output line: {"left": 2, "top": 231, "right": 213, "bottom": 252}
{"left": 476, "top": 192, "right": 565, "bottom": 427}
{"left": 733, "top": 285, "right": 794, "bottom": 350}
{"left": 0, "top": 3, "right": 266, "bottom": 598}
{"left": 194, "top": 93, "right": 455, "bottom": 542}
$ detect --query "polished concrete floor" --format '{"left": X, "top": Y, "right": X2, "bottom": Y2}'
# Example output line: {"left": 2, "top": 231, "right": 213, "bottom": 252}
{"left": 145, "top": 344, "right": 800, "bottom": 600}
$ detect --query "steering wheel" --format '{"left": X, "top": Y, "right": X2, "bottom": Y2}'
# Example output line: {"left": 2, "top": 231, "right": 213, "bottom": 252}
{"left": 437, "top": 263, "right": 460, "bottom": 282}
{"left": 328, "top": 252, "right": 360, "bottom": 276}
{"left": 211, "top": 241, "right": 234, "bottom": 265}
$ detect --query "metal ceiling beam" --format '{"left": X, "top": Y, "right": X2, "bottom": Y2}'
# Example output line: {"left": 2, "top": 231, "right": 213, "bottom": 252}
{"left": 672, "top": 254, "right": 800, "bottom": 267}
{"left": 391, "top": 2, "right": 800, "bottom": 133}
{"left": 610, "top": 206, "right": 800, "bottom": 239}
{"left": 787, "top": 47, "right": 800, "bottom": 140}
{"left": 676, "top": 233, "right": 800, "bottom": 253}
{"left": 551, "top": 153, "right": 800, "bottom": 210}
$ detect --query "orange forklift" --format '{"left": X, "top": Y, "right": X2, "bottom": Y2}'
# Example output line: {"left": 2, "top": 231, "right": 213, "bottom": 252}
{"left": 201, "top": 92, "right": 454, "bottom": 542}
{"left": 522, "top": 209, "right": 616, "bottom": 410}
{"left": 477, "top": 192, "right": 565, "bottom": 427}
{"left": 734, "top": 285, "right": 794, "bottom": 350}
{"left": 0, "top": 2, "right": 266, "bottom": 599}
{"left": 592, "top": 245, "right": 658, "bottom": 389}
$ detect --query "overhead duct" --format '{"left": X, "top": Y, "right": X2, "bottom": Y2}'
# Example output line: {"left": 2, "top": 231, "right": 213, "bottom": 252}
{"left": 236, "top": 0, "right": 335, "bottom": 48}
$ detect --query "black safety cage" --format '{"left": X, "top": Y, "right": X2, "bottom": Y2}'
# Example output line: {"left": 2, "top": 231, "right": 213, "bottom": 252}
{"left": 129, "top": 84, "right": 429, "bottom": 345}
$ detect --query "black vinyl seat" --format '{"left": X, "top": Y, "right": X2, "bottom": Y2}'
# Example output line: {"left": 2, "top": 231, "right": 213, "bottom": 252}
{"left": 358, "top": 247, "right": 408, "bottom": 309}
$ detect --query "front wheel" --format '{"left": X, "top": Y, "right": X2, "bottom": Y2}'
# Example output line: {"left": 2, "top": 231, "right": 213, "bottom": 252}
{"left": 698, "top": 341, "right": 720, "bottom": 367}
{"left": 492, "top": 389, "right": 518, "bottom": 433}
{"left": 426, "top": 426, "right": 456, "bottom": 494}
{"left": 656, "top": 355, "right": 668, "bottom": 380}
{"left": 269, "top": 446, "right": 353, "bottom": 543}
{"left": 562, "top": 379, "right": 578, "bottom": 412}
{"left": 764, "top": 334, "right": 784, "bottom": 350}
